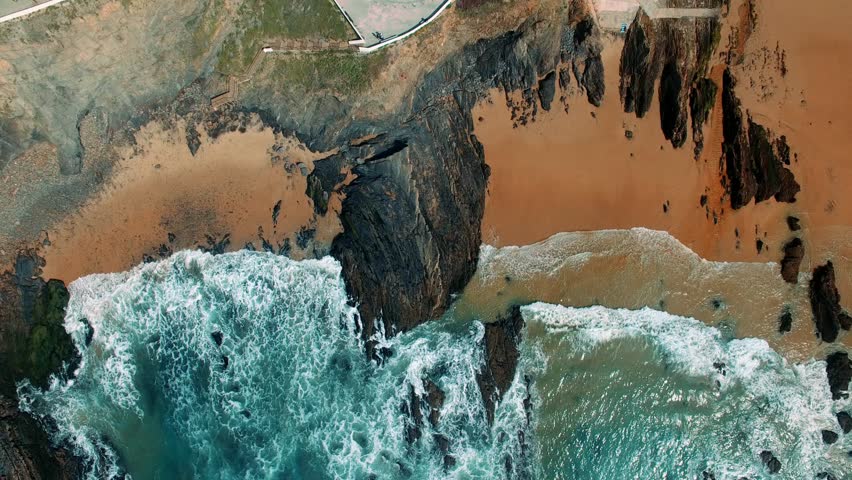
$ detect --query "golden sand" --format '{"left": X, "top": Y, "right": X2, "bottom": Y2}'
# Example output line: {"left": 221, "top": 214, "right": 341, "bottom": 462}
{"left": 40, "top": 116, "right": 343, "bottom": 282}
{"left": 474, "top": 1, "right": 852, "bottom": 350}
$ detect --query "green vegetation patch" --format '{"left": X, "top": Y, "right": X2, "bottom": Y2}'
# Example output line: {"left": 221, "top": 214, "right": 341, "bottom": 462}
{"left": 217, "top": 0, "right": 354, "bottom": 76}
{"left": 10, "top": 279, "right": 78, "bottom": 390}
{"left": 270, "top": 51, "right": 387, "bottom": 95}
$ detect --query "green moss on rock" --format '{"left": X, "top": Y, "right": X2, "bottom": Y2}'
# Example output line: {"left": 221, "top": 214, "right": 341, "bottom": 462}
{"left": 13, "top": 280, "right": 78, "bottom": 390}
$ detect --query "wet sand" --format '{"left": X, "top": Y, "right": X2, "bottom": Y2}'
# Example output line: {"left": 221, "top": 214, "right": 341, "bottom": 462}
{"left": 454, "top": 228, "right": 821, "bottom": 361}
{"left": 40, "top": 116, "right": 344, "bottom": 282}
{"left": 473, "top": 1, "right": 852, "bottom": 350}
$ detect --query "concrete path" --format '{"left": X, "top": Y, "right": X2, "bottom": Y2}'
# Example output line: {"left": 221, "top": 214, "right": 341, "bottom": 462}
{"left": 597, "top": 0, "right": 720, "bottom": 31}
{"left": 0, "top": 0, "right": 69, "bottom": 24}
{"left": 639, "top": 0, "right": 720, "bottom": 19}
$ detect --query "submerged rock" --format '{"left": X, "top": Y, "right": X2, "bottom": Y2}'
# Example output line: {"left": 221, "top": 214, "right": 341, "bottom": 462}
{"left": 836, "top": 411, "right": 852, "bottom": 434}
{"left": 401, "top": 378, "right": 446, "bottom": 445}
{"left": 759, "top": 450, "right": 782, "bottom": 474}
{"left": 826, "top": 351, "right": 852, "bottom": 400}
{"left": 809, "top": 262, "right": 852, "bottom": 342}
{"left": 821, "top": 429, "right": 839, "bottom": 445}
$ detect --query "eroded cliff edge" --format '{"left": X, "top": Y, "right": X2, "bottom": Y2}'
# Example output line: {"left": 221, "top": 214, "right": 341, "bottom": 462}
{"left": 308, "top": 11, "right": 605, "bottom": 358}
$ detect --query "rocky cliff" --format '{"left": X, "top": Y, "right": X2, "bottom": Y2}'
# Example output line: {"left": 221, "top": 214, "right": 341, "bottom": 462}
{"left": 1, "top": 4, "right": 607, "bottom": 474}
{"left": 720, "top": 68, "right": 799, "bottom": 209}
{"left": 307, "top": 11, "right": 605, "bottom": 358}
{"left": 619, "top": 5, "right": 721, "bottom": 149}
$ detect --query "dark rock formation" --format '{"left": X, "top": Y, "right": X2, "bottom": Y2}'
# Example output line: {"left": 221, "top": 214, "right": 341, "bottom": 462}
{"left": 476, "top": 306, "right": 525, "bottom": 425}
{"left": 760, "top": 450, "right": 782, "bottom": 474}
{"left": 778, "top": 307, "right": 793, "bottom": 334}
{"left": 570, "top": 19, "right": 606, "bottom": 107}
{"left": 826, "top": 351, "right": 852, "bottom": 400}
{"left": 2, "top": 253, "right": 78, "bottom": 393}
{"left": 721, "top": 68, "right": 753, "bottom": 208}
{"left": 821, "top": 429, "right": 839, "bottom": 444}
{"left": 312, "top": 14, "right": 605, "bottom": 359}
{"left": 1, "top": 397, "right": 83, "bottom": 480}
{"left": 619, "top": 8, "right": 721, "bottom": 148}
{"left": 401, "top": 377, "right": 446, "bottom": 458}
{"left": 809, "top": 262, "right": 852, "bottom": 342}
{"left": 786, "top": 216, "right": 801, "bottom": 231}
{"left": 837, "top": 411, "right": 852, "bottom": 434}
{"left": 538, "top": 71, "right": 557, "bottom": 111}
{"left": 721, "top": 69, "right": 800, "bottom": 209}
{"left": 816, "top": 473, "right": 837, "bottom": 480}
{"left": 689, "top": 78, "right": 718, "bottom": 156}
{"left": 0, "top": 252, "right": 85, "bottom": 479}
{"left": 779, "top": 237, "right": 803, "bottom": 284}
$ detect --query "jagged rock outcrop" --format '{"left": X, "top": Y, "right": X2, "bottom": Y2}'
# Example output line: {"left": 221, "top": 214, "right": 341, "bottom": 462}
{"left": 779, "top": 237, "right": 803, "bottom": 284}
{"left": 0, "top": 252, "right": 84, "bottom": 479}
{"left": 1, "top": 397, "right": 83, "bottom": 480}
{"left": 310, "top": 14, "right": 605, "bottom": 359}
{"left": 619, "top": 6, "right": 721, "bottom": 148}
{"left": 689, "top": 77, "right": 718, "bottom": 156}
{"left": 476, "top": 306, "right": 525, "bottom": 425}
{"left": 721, "top": 69, "right": 800, "bottom": 209}
{"left": 538, "top": 71, "right": 557, "bottom": 111}
{"left": 809, "top": 262, "right": 852, "bottom": 342}
{"left": 826, "top": 351, "right": 852, "bottom": 400}
{"left": 569, "top": 19, "right": 605, "bottom": 108}
{"left": 475, "top": 305, "right": 532, "bottom": 479}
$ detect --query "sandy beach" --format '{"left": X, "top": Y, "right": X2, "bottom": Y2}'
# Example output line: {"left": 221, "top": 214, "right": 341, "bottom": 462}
{"left": 473, "top": 0, "right": 852, "bottom": 350}
{"left": 39, "top": 116, "right": 344, "bottom": 282}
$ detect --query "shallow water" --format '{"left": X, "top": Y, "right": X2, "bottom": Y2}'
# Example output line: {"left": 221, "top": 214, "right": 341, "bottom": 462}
{"left": 524, "top": 304, "right": 850, "bottom": 479}
{"left": 18, "top": 251, "right": 851, "bottom": 479}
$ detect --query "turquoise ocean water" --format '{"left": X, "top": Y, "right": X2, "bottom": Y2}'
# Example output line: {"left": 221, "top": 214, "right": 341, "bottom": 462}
{"left": 17, "top": 251, "right": 851, "bottom": 479}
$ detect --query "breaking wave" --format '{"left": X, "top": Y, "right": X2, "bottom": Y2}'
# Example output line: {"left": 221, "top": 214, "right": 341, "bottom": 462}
{"left": 18, "top": 251, "right": 530, "bottom": 479}
{"left": 16, "top": 250, "right": 850, "bottom": 479}
{"left": 523, "top": 303, "right": 850, "bottom": 479}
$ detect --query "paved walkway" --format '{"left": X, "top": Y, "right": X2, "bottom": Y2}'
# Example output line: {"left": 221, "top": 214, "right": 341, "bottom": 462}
{"left": 596, "top": 0, "right": 720, "bottom": 31}
{"left": 0, "top": 0, "right": 69, "bottom": 24}
{"left": 640, "top": 0, "right": 719, "bottom": 19}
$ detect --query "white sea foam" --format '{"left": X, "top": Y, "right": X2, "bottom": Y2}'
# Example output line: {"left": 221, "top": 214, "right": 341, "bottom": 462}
{"left": 521, "top": 303, "right": 849, "bottom": 479}
{"left": 18, "top": 250, "right": 531, "bottom": 480}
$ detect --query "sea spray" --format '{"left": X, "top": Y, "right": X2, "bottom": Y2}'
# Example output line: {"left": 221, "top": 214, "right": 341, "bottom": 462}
{"left": 16, "top": 250, "right": 850, "bottom": 479}
{"left": 18, "top": 251, "right": 532, "bottom": 479}
{"left": 523, "top": 303, "right": 850, "bottom": 479}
